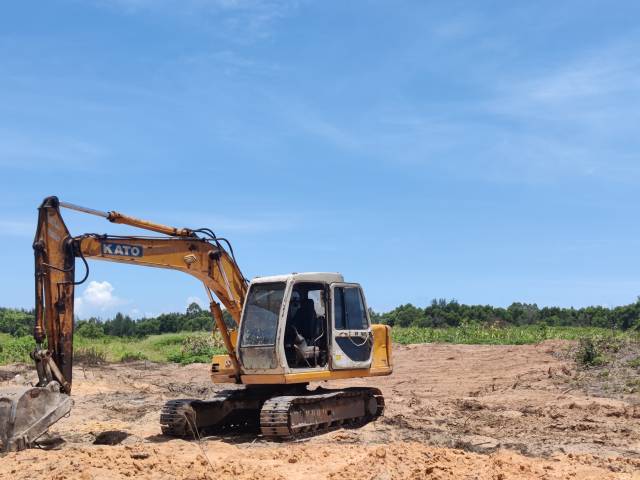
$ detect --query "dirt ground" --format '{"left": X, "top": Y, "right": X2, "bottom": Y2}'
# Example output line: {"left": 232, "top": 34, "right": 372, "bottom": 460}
{"left": 1, "top": 340, "right": 639, "bottom": 479}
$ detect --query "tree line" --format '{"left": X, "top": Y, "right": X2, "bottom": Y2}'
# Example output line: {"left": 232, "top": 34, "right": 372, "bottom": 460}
{"left": 0, "top": 303, "right": 234, "bottom": 338}
{"left": 372, "top": 298, "right": 640, "bottom": 330}
{"left": 1, "top": 297, "right": 639, "bottom": 339}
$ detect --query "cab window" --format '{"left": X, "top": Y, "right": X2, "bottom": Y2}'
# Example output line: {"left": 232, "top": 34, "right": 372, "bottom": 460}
{"left": 240, "top": 282, "right": 285, "bottom": 346}
{"left": 334, "top": 287, "right": 368, "bottom": 330}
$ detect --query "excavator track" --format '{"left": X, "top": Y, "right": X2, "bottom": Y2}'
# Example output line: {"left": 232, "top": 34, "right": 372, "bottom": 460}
{"left": 160, "top": 387, "right": 384, "bottom": 441}
{"left": 160, "top": 398, "right": 200, "bottom": 437}
{"left": 260, "top": 387, "right": 384, "bottom": 440}
{"left": 160, "top": 389, "right": 262, "bottom": 437}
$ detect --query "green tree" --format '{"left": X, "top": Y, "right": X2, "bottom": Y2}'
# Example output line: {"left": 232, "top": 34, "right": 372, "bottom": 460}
{"left": 384, "top": 304, "right": 425, "bottom": 327}
{"left": 76, "top": 319, "right": 105, "bottom": 338}
{"left": 186, "top": 302, "right": 203, "bottom": 318}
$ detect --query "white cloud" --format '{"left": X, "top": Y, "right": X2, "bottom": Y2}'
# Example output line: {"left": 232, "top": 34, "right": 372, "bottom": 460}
{"left": 474, "top": 42, "right": 640, "bottom": 183}
{"left": 0, "top": 129, "right": 105, "bottom": 171}
{"left": 186, "top": 296, "right": 207, "bottom": 309}
{"left": 0, "top": 219, "right": 34, "bottom": 236}
{"left": 76, "top": 280, "right": 128, "bottom": 317}
{"left": 180, "top": 50, "right": 281, "bottom": 79}
{"left": 127, "top": 308, "right": 155, "bottom": 319}
{"left": 431, "top": 15, "right": 482, "bottom": 41}
{"left": 274, "top": 39, "right": 640, "bottom": 185}
{"left": 93, "top": 0, "right": 298, "bottom": 42}
{"left": 167, "top": 211, "right": 298, "bottom": 233}
{"left": 199, "top": 215, "right": 294, "bottom": 233}
{"left": 98, "top": 0, "right": 254, "bottom": 11}
{"left": 520, "top": 49, "right": 640, "bottom": 104}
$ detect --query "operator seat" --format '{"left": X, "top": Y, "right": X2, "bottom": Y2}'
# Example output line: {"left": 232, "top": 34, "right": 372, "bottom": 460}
{"left": 292, "top": 298, "right": 317, "bottom": 341}
{"left": 288, "top": 299, "right": 320, "bottom": 366}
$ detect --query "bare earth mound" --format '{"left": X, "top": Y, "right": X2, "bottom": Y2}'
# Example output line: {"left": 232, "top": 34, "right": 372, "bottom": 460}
{"left": 1, "top": 340, "right": 639, "bottom": 479}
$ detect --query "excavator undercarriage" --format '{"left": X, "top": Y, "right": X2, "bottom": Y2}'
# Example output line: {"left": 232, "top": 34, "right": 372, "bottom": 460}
{"left": 160, "top": 385, "right": 384, "bottom": 440}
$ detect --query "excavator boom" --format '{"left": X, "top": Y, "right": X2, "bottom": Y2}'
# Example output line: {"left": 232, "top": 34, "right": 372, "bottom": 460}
{"left": 1, "top": 197, "right": 248, "bottom": 451}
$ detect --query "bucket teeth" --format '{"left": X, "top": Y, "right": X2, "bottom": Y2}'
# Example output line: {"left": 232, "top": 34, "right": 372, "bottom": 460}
{"left": 0, "top": 381, "right": 73, "bottom": 452}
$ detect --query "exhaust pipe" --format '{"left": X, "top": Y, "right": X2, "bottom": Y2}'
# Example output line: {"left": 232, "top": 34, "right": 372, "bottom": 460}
{"left": 0, "top": 381, "right": 72, "bottom": 452}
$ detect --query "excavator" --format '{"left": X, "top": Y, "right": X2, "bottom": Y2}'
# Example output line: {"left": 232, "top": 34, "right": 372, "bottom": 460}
{"left": 0, "top": 197, "right": 393, "bottom": 452}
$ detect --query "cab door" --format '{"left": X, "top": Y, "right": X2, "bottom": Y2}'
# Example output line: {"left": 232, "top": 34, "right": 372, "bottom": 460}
{"left": 329, "top": 283, "right": 373, "bottom": 370}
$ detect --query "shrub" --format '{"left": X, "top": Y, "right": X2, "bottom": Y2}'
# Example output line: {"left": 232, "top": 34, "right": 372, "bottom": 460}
{"left": 168, "top": 333, "right": 224, "bottom": 364}
{"left": 74, "top": 346, "right": 107, "bottom": 365}
{"left": 0, "top": 309, "right": 34, "bottom": 337}
{"left": 119, "top": 351, "right": 148, "bottom": 362}
{"left": 76, "top": 321, "right": 105, "bottom": 338}
{"left": 182, "top": 334, "right": 224, "bottom": 355}
{"left": 576, "top": 338, "right": 605, "bottom": 366}
{"left": 148, "top": 333, "right": 187, "bottom": 348}
{"left": 628, "top": 356, "right": 640, "bottom": 369}
{"left": 0, "top": 335, "right": 34, "bottom": 363}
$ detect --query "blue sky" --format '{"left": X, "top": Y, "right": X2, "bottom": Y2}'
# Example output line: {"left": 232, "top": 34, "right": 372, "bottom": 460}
{"left": 1, "top": 1, "right": 639, "bottom": 318}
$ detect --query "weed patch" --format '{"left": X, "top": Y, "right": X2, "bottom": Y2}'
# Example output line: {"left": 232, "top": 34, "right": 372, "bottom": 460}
{"left": 564, "top": 336, "right": 640, "bottom": 396}
{"left": 74, "top": 346, "right": 107, "bottom": 365}
{"left": 576, "top": 338, "right": 606, "bottom": 366}
{"left": 119, "top": 351, "right": 148, "bottom": 363}
{"left": 391, "top": 326, "right": 631, "bottom": 346}
{"left": 0, "top": 334, "right": 34, "bottom": 363}
{"left": 167, "top": 333, "right": 225, "bottom": 364}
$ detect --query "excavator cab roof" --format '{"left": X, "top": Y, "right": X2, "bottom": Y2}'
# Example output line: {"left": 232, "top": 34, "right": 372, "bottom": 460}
{"left": 250, "top": 272, "right": 344, "bottom": 285}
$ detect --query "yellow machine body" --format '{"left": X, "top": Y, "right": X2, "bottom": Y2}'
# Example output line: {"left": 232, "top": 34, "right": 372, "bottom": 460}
{"left": 212, "top": 323, "right": 392, "bottom": 384}
{"left": 0, "top": 196, "right": 392, "bottom": 450}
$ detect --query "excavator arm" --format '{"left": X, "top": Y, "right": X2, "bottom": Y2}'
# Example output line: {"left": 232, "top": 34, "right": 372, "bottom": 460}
{"left": 1, "top": 196, "right": 248, "bottom": 451}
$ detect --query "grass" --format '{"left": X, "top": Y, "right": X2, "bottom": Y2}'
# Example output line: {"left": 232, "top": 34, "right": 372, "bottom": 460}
{"left": 75, "top": 331, "right": 226, "bottom": 363}
{"left": 0, "top": 331, "right": 226, "bottom": 365}
{"left": 74, "top": 346, "right": 107, "bottom": 365}
{"left": 576, "top": 337, "right": 608, "bottom": 366}
{"left": 1, "top": 326, "right": 638, "bottom": 366}
{"left": 628, "top": 356, "right": 640, "bottom": 369}
{"left": 0, "top": 333, "right": 35, "bottom": 364}
{"left": 390, "top": 325, "right": 637, "bottom": 345}
{"left": 563, "top": 335, "right": 640, "bottom": 395}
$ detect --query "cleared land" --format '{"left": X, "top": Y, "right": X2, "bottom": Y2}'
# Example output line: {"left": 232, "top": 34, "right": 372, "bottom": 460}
{"left": 1, "top": 340, "right": 639, "bottom": 479}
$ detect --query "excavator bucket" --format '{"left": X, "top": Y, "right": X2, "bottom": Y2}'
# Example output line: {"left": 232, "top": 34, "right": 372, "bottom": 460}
{"left": 0, "top": 382, "right": 72, "bottom": 452}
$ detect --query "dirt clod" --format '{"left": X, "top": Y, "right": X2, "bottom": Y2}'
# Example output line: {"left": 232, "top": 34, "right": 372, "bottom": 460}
{"left": 93, "top": 430, "right": 129, "bottom": 445}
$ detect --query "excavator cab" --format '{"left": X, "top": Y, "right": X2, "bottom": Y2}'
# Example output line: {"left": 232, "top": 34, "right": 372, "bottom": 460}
{"left": 0, "top": 197, "right": 392, "bottom": 450}
{"left": 237, "top": 274, "right": 376, "bottom": 376}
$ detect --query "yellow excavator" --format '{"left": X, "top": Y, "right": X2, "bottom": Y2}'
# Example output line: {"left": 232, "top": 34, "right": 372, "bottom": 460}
{"left": 0, "top": 197, "right": 393, "bottom": 452}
